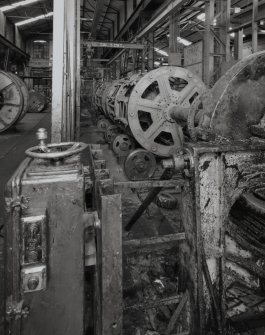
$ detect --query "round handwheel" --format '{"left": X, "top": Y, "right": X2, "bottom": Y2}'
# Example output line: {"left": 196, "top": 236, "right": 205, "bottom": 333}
{"left": 154, "top": 189, "right": 179, "bottom": 209}
{"left": 25, "top": 142, "right": 88, "bottom": 159}
{"left": 124, "top": 148, "right": 156, "bottom": 180}
{"left": 0, "top": 71, "right": 24, "bottom": 132}
{"left": 127, "top": 66, "right": 206, "bottom": 157}
{"left": 112, "top": 134, "right": 135, "bottom": 157}
{"left": 97, "top": 118, "right": 111, "bottom": 131}
{"left": 105, "top": 125, "right": 119, "bottom": 143}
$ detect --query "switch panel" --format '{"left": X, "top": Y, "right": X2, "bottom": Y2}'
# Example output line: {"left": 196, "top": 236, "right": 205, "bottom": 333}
{"left": 21, "top": 214, "right": 47, "bottom": 292}
{"left": 21, "top": 215, "right": 46, "bottom": 265}
{"left": 21, "top": 264, "right": 47, "bottom": 293}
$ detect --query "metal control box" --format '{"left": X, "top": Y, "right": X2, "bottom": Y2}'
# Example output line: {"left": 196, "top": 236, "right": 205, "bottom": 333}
{"left": 4, "top": 154, "right": 85, "bottom": 335}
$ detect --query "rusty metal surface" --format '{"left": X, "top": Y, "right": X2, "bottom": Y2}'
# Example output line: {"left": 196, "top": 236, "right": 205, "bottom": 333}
{"left": 200, "top": 51, "right": 265, "bottom": 140}
{"left": 186, "top": 141, "right": 265, "bottom": 333}
{"left": 4, "top": 152, "right": 85, "bottom": 335}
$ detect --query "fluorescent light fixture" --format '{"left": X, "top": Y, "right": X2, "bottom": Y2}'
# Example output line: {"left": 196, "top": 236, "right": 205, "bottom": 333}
{"left": 177, "top": 37, "right": 192, "bottom": 46}
{"left": 197, "top": 13, "right": 205, "bottom": 21}
{"left": 154, "top": 47, "right": 168, "bottom": 57}
{"left": 230, "top": 32, "right": 246, "bottom": 38}
{"left": 0, "top": 0, "right": 41, "bottom": 12}
{"left": 33, "top": 40, "right": 47, "bottom": 43}
{"left": 197, "top": 13, "right": 216, "bottom": 25}
{"left": 166, "top": 34, "right": 192, "bottom": 46}
{"left": 233, "top": 7, "right": 241, "bottom": 14}
{"left": 16, "top": 11, "right": 53, "bottom": 26}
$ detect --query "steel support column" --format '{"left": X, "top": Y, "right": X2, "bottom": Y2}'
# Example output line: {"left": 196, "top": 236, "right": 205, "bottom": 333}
{"left": 203, "top": 0, "right": 231, "bottom": 86}
{"left": 51, "top": 0, "right": 80, "bottom": 142}
{"left": 169, "top": 10, "right": 181, "bottom": 66}
{"left": 203, "top": 0, "right": 214, "bottom": 87}
{"left": 252, "top": 0, "right": 258, "bottom": 52}
{"left": 147, "top": 31, "right": 154, "bottom": 70}
{"left": 234, "top": 29, "right": 243, "bottom": 60}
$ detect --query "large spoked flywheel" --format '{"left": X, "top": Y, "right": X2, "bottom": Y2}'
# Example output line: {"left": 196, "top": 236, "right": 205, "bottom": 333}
{"left": 198, "top": 51, "right": 265, "bottom": 140}
{"left": 127, "top": 66, "right": 206, "bottom": 157}
{"left": 0, "top": 71, "right": 24, "bottom": 133}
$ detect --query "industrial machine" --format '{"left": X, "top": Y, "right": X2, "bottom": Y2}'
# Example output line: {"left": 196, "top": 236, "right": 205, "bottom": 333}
{"left": 0, "top": 71, "right": 29, "bottom": 133}
{"left": 3, "top": 51, "right": 265, "bottom": 335}
{"left": 0, "top": 72, "right": 48, "bottom": 133}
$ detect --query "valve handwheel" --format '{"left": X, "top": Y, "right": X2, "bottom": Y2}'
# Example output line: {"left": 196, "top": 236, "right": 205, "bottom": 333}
{"left": 25, "top": 128, "right": 88, "bottom": 159}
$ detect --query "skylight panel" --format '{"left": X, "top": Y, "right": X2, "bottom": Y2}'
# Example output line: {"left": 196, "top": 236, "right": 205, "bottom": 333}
{"left": 16, "top": 11, "right": 53, "bottom": 26}
{"left": 0, "top": 0, "right": 41, "bottom": 13}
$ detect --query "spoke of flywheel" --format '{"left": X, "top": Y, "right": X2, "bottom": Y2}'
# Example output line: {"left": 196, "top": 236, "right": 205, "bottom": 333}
{"left": 157, "top": 76, "right": 172, "bottom": 100}
{"left": 178, "top": 83, "right": 197, "bottom": 104}
{"left": 0, "top": 82, "right": 14, "bottom": 93}
{"left": 171, "top": 127, "right": 182, "bottom": 146}
{"left": 137, "top": 99, "right": 161, "bottom": 115}
{"left": 144, "top": 119, "right": 165, "bottom": 140}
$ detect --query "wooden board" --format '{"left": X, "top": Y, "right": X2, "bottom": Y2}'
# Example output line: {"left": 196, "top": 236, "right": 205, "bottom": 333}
{"left": 184, "top": 41, "right": 203, "bottom": 79}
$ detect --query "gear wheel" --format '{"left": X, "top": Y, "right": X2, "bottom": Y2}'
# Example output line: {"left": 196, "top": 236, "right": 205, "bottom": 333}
{"left": 154, "top": 189, "right": 179, "bottom": 209}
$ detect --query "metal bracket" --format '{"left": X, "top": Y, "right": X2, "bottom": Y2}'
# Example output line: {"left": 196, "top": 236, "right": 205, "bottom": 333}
{"left": 6, "top": 299, "right": 29, "bottom": 321}
{"left": 83, "top": 211, "right": 101, "bottom": 230}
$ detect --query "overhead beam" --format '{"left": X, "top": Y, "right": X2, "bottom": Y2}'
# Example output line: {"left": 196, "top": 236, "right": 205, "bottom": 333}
{"left": 0, "top": 34, "right": 29, "bottom": 59}
{"left": 115, "top": 0, "right": 152, "bottom": 40}
{"left": 84, "top": 41, "right": 144, "bottom": 49}
{"left": 108, "top": 0, "right": 187, "bottom": 65}
{"left": 136, "top": 0, "right": 187, "bottom": 39}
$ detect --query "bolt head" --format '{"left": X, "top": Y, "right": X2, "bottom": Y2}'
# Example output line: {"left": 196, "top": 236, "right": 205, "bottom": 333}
{"left": 27, "top": 276, "right": 39, "bottom": 290}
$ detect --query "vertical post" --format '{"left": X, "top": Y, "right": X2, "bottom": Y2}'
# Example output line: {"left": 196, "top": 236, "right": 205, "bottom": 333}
{"left": 101, "top": 194, "right": 122, "bottom": 335}
{"left": 51, "top": 0, "right": 80, "bottom": 142}
{"left": 234, "top": 29, "right": 243, "bottom": 60}
{"left": 252, "top": 0, "right": 258, "bottom": 53}
{"left": 148, "top": 31, "right": 154, "bottom": 70}
{"left": 52, "top": 0, "right": 65, "bottom": 142}
{"left": 203, "top": 0, "right": 214, "bottom": 87}
{"left": 225, "top": 0, "right": 231, "bottom": 62}
{"left": 168, "top": 10, "right": 181, "bottom": 66}
{"left": 141, "top": 38, "right": 146, "bottom": 73}
{"left": 116, "top": 59, "right": 121, "bottom": 79}
{"left": 75, "top": 0, "right": 81, "bottom": 140}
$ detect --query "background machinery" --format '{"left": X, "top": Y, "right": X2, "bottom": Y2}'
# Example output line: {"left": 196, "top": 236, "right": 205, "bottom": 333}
{"left": 3, "top": 51, "right": 265, "bottom": 335}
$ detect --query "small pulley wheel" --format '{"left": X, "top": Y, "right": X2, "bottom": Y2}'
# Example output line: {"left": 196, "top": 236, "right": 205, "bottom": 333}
{"left": 154, "top": 189, "right": 179, "bottom": 209}
{"left": 124, "top": 149, "right": 156, "bottom": 181}
{"left": 112, "top": 134, "right": 135, "bottom": 157}
{"left": 105, "top": 125, "right": 119, "bottom": 143}
{"left": 97, "top": 118, "right": 111, "bottom": 131}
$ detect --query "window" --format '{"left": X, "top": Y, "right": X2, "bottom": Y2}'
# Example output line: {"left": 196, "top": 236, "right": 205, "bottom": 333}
{"left": 33, "top": 40, "right": 49, "bottom": 59}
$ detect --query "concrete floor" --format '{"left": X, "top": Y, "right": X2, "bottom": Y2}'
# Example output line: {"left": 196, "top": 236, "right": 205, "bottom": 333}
{"left": 0, "top": 112, "right": 51, "bottom": 332}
